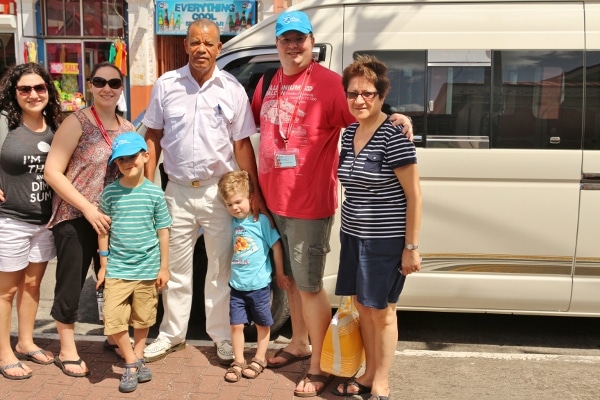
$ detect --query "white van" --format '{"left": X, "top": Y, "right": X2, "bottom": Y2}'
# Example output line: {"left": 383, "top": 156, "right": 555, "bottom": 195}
{"left": 216, "top": 0, "right": 600, "bottom": 323}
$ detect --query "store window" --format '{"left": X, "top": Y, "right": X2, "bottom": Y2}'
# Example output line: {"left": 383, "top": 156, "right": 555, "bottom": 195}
{"left": 43, "top": 0, "right": 125, "bottom": 37}
{"left": 46, "top": 41, "right": 119, "bottom": 112}
{"left": 0, "top": 32, "right": 16, "bottom": 77}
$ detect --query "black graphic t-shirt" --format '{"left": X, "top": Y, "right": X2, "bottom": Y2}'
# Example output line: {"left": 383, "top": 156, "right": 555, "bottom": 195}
{"left": 0, "top": 124, "right": 54, "bottom": 224}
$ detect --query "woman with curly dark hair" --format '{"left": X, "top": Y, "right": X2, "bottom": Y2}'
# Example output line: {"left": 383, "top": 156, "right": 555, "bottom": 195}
{"left": 0, "top": 62, "right": 61, "bottom": 380}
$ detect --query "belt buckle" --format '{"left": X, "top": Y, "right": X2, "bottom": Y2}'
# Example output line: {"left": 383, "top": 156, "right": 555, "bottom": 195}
{"left": 190, "top": 181, "right": 200, "bottom": 188}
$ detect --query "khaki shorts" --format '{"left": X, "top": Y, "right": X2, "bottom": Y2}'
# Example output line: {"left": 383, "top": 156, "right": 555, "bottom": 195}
{"left": 272, "top": 214, "right": 333, "bottom": 292}
{"left": 103, "top": 278, "right": 158, "bottom": 335}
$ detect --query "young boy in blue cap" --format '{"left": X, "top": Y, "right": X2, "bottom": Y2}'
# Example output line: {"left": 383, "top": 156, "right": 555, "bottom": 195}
{"left": 96, "top": 132, "right": 172, "bottom": 393}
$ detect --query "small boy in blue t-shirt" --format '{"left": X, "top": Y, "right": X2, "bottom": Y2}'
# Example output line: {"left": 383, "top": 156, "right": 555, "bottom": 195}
{"left": 217, "top": 170, "right": 288, "bottom": 382}
{"left": 96, "top": 132, "right": 172, "bottom": 393}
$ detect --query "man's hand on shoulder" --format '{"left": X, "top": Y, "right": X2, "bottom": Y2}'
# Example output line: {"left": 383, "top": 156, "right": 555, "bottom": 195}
{"left": 389, "top": 113, "right": 414, "bottom": 141}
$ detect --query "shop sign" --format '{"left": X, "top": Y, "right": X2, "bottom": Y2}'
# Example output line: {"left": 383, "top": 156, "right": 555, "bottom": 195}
{"left": 49, "top": 62, "right": 80, "bottom": 75}
{"left": 155, "top": 1, "right": 256, "bottom": 36}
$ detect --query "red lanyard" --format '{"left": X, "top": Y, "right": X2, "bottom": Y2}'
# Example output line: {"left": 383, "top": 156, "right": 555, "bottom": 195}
{"left": 90, "top": 105, "right": 114, "bottom": 147}
{"left": 276, "top": 62, "right": 314, "bottom": 147}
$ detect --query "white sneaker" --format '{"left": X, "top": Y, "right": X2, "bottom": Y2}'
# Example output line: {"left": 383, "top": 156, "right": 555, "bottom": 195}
{"left": 143, "top": 336, "right": 186, "bottom": 363}
{"left": 215, "top": 340, "right": 234, "bottom": 365}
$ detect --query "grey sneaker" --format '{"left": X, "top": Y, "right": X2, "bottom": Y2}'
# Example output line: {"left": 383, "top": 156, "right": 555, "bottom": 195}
{"left": 215, "top": 340, "right": 234, "bottom": 365}
{"left": 137, "top": 358, "right": 152, "bottom": 383}
{"left": 119, "top": 363, "right": 138, "bottom": 393}
{"left": 143, "top": 336, "right": 186, "bottom": 363}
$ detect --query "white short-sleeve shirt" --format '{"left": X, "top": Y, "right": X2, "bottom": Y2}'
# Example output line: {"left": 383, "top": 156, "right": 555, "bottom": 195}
{"left": 143, "top": 64, "right": 257, "bottom": 181}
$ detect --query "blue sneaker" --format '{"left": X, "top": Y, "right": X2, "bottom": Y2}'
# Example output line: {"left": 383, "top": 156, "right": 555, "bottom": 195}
{"left": 119, "top": 363, "right": 138, "bottom": 393}
{"left": 137, "top": 358, "right": 152, "bottom": 383}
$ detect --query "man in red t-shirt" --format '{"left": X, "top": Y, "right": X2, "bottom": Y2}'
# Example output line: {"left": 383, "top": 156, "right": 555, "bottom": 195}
{"left": 251, "top": 10, "right": 413, "bottom": 397}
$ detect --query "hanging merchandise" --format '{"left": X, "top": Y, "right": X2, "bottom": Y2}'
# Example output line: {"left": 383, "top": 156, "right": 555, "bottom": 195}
{"left": 120, "top": 42, "right": 127, "bottom": 76}
{"left": 112, "top": 39, "right": 127, "bottom": 76}
{"left": 113, "top": 40, "right": 122, "bottom": 72}
{"left": 23, "top": 41, "right": 39, "bottom": 64}
{"left": 28, "top": 42, "right": 38, "bottom": 63}
{"left": 108, "top": 42, "right": 116, "bottom": 64}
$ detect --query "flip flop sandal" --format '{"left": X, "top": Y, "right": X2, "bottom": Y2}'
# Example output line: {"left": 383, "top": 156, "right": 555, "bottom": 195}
{"left": 224, "top": 360, "right": 246, "bottom": 382}
{"left": 333, "top": 378, "right": 372, "bottom": 396}
{"left": 0, "top": 362, "right": 32, "bottom": 380}
{"left": 242, "top": 357, "right": 267, "bottom": 379}
{"left": 54, "top": 357, "right": 90, "bottom": 378}
{"left": 266, "top": 348, "right": 311, "bottom": 368}
{"left": 294, "top": 373, "right": 333, "bottom": 397}
{"left": 14, "top": 349, "right": 54, "bottom": 365}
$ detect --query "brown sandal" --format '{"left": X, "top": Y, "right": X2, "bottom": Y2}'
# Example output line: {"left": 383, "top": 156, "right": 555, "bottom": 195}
{"left": 224, "top": 360, "right": 245, "bottom": 382}
{"left": 242, "top": 357, "right": 267, "bottom": 379}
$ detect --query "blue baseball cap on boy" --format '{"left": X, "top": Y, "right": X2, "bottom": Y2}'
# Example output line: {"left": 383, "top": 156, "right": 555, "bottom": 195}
{"left": 275, "top": 10, "right": 313, "bottom": 37}
{"left": 108, "top": 132, "right": 147, "bottom": 165}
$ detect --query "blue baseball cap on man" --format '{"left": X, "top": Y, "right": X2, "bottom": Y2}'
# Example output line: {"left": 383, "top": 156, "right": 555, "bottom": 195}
{"left": 108, "top": 132, "right": 147, "bottom": 165}
{"left": 275, "top": 10, "right": 313, "bottom": 37}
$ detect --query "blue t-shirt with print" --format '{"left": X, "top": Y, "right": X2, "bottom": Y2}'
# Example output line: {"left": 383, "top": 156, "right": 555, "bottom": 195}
{"left": 230, "top": 213, "right": 280, "bottom": 291}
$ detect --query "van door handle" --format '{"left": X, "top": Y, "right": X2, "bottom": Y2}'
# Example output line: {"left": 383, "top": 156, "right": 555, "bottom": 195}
{"left": 581, "top": 173, "right": 600, "bottom": 190}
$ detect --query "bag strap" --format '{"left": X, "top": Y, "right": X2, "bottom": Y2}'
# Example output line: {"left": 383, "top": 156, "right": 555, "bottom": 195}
{"left": 261, "top": 68, "right": 278, "bottom": 100}
{"left": 338, "top": 296, "right": 355, "bottom": 312}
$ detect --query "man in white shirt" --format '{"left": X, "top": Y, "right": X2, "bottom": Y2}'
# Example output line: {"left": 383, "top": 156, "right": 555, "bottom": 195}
{"left": 142, "top": 19, "right": 266, "bottom": 364}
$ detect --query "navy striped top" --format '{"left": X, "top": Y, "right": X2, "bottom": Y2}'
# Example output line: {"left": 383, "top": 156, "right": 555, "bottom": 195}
{"left": 337, "top": 120, "right": 417, "bottom": 238}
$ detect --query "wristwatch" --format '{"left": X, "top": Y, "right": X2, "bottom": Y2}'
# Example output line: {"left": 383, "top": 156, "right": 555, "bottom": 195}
{"left": 404, "top": 244, "right": 419, "bottom": 250}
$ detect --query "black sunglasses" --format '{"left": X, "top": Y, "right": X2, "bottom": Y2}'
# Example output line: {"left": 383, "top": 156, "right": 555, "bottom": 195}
{"left": 16, "top": 83, "right": 47, "bottom": 95}
{"left": 90, "top": 77, "right": 123, "bottom": 89}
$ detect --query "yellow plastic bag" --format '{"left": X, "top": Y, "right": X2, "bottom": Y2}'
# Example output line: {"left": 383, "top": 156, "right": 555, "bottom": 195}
{"left": 320, "top": 296, "right": 365, "bottom": 377}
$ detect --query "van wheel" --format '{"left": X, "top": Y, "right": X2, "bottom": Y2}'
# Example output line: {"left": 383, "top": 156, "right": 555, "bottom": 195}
{"left": 244, "top": 282, "right": 289, "bottom": 341}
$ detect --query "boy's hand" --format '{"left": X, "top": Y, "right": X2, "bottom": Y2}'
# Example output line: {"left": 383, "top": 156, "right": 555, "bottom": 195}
{"left": 156, "top": 269, "right": 170, "bottom": 290}
{"left": 96, "top": 268, "right": 106, "bottom": 290}
{"left": 275, "top": 273, "right": 291, "bottom": 290}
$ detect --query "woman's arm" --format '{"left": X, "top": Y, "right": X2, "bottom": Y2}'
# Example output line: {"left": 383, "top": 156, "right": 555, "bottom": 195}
{"left": 395, "top": 163, "right": 422, "bottom": 275}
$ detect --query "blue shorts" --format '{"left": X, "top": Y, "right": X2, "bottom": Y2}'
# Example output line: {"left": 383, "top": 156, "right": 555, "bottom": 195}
{"left": 229, "top": 285, "right": 274, "bottom": 327}
{"left": 335, "top": 232, "right": 407, "bottom": 310}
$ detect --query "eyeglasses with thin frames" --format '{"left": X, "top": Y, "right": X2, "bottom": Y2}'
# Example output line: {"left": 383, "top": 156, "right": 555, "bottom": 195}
{"left": 90, "top": 77, "right": 123, "bottom": 89}
{"left": 16, "top": 84, "right": 47, "bottom": 95}
{"left": 345, "top": 91, "right": 379, "bottom": 100}
{"left": 277, "top": 35, "right": 310, "bottom": 46}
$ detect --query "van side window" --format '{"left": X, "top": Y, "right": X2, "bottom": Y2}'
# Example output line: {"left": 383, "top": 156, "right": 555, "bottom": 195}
{"left": 355, "top": 50, "right": 426, "bottom": 139}
{"left": 584, "top": 51, "right": 600, "bottom": 151}
{"left": 222, "top": 56, "right": 281, "bottom": 100}
{"left": 492, "top": 51, "right": 584, "bottom": 150}
{"left": 356, "top": 50, "right": 599, "bottom": 151}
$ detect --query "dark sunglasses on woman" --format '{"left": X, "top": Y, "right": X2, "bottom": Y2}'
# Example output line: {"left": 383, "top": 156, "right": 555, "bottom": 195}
{"left": 90, "top": 77, "right": 123, "bottom": 89}
{"left": 16, "top": 83, "right": 47, "bottom": 95}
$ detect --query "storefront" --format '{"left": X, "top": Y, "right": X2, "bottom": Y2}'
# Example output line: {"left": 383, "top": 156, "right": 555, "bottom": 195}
{"left": 153, "top": 1, "right": 257, "bottom": 77}
{"left": 0, "top": 1, "right": 17, "bottom": 77}
{"left": 36, "top": 0, "right": 127, "bottom": 113}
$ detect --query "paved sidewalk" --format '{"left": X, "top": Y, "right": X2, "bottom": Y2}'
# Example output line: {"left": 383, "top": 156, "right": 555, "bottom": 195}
{"left": 5, "top": 261, "right": 355, "bottom": 399}
{"left": 2, "top": 336, "right": 322, "bottom": 400}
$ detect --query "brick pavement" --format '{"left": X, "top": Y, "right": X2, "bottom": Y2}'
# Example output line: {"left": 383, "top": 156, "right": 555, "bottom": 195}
{"left": 1, "top": 337, "right": 345, "bottom": 400}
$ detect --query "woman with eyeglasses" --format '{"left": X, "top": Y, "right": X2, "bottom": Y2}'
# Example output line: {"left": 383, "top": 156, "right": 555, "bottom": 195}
{"left": 333, "top": 55, "right": 422, "bottom": 400}
{"left": 0, "top": 63, "right": 61, "bottom": 379}
{"left": 44, "top": 62, "right": 134, "bottom": 377}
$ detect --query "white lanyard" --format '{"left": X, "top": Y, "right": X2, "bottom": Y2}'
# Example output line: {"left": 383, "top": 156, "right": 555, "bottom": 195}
{"left": 276, "top": 62, "right": 314, "bottom": 149}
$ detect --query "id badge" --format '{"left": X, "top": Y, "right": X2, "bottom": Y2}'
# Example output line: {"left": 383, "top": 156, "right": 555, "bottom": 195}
{"left": 274, "top": 148, "right": 299, "bottom": 168}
